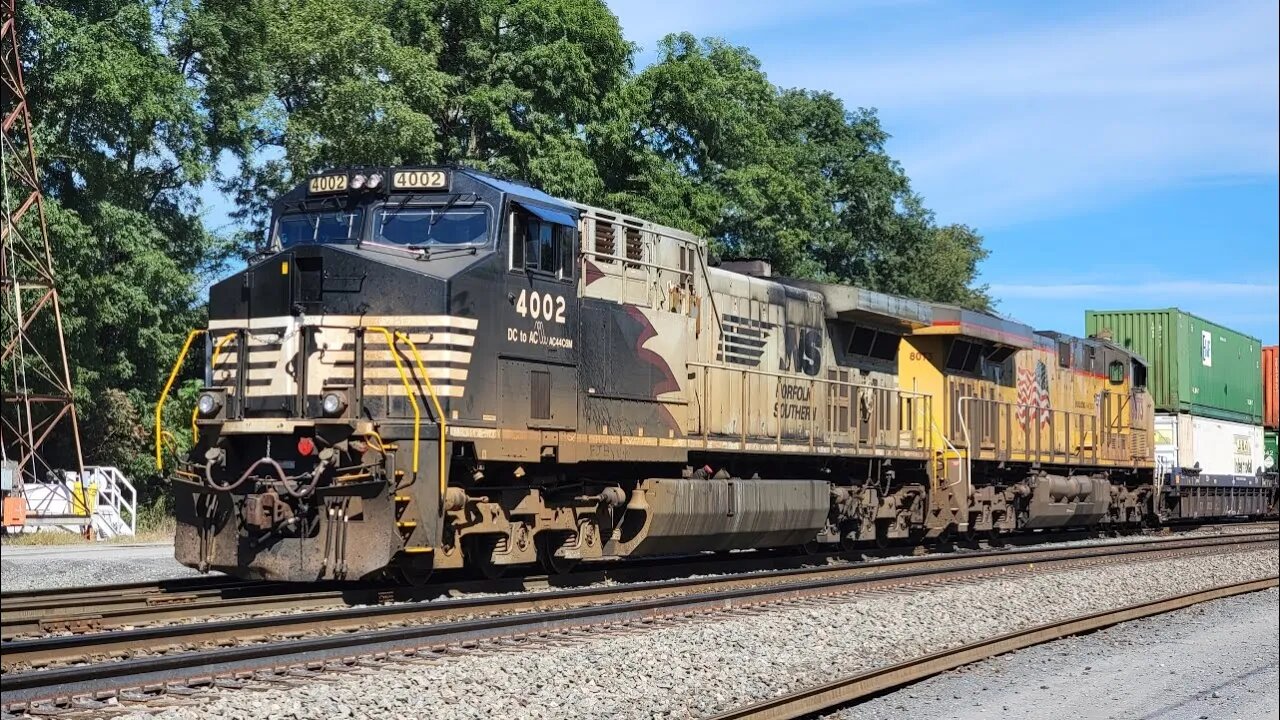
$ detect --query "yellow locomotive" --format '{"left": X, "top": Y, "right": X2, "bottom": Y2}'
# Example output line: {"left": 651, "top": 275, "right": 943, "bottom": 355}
{"left": 899, "top": 307, "right": 1154, "bottom": 540}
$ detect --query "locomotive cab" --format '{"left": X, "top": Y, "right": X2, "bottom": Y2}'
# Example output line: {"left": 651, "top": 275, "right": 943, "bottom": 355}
{"left": 166, "top": 166, "right": 589, "bottom": 581}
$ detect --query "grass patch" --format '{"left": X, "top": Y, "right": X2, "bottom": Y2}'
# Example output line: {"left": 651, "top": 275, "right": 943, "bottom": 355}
{"left": 0, "top": 498, "right": 176, "bottom": 546}
{"left": 0, "top": 528, "right": 175, "bottom": 546}
{"left": 0, "top": 530, "right": 90, "bottom": 546}
{"left": 135, "top": 496, "right": 175, "bottom": 535}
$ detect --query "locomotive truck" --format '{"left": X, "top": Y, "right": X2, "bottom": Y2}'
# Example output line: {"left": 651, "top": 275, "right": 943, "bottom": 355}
{"left": 159, "top": 166, "right": 1271, "bottom": 583}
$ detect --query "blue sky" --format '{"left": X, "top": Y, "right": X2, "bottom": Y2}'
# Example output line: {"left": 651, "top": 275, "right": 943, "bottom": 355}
{"left": 200, "top": 0, "right": 1280, "bottom": 343}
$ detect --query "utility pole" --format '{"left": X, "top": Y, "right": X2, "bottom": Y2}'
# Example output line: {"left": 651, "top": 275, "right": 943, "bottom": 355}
{"left": 1, "top": 0, "right": 86, "bottom": 490}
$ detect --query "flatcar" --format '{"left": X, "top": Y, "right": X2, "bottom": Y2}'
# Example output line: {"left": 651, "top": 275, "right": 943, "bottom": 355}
{"left": 159, "top": 166, "right": 1274, "bottom": 583}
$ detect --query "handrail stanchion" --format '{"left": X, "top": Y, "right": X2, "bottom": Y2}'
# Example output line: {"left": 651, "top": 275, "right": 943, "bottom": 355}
{"left": 155, "top": 329, "right": 206, "bottom": 471}
{"left": 366, "top": 326, "right": 421, "bottom": 477}
{"left": 399, "top": 333, "right": 449, "bottom": 502}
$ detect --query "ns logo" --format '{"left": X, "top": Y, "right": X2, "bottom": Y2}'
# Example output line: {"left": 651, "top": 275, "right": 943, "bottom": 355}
{"left": 780, "top": 325, "right": 822, "bottom": 376}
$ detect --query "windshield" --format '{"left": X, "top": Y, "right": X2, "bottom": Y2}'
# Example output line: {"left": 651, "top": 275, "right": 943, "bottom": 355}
{"left": 277, "top": 210, "right": 363, "bottom": 247}
{"left": 374, "top": 207, "right": 490, "bottom": 248}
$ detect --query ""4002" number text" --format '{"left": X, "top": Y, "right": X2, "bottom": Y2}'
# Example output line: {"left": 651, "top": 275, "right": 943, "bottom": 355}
{"left": 514, "top": 289, "right": 566, "bottom": 324}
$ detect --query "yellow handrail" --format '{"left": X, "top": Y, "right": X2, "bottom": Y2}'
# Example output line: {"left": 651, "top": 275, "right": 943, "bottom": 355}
{"left": 191, "top": 332, "right": 237, "bottom": 444}
{"left": 156, "top": 329, "right": 205, "bottom": 471}
{"left": 399, "top": 331, "right": 448, "bottom": 499}
{"left": 366, "top": 326, "right": 421, "bottom": 476}
{"left": 156, "top": 325, "right": 447, "bottom": 496}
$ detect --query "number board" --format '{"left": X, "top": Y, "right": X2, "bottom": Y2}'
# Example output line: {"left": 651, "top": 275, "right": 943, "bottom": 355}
{"left": 308, "top": 174, "right": 348, "bottom": 194}
{"left": 393, "top": 170, "right": 450, "bottom": 191}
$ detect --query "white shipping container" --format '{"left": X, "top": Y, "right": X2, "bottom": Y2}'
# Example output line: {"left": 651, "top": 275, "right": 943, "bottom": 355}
{"left": 1154, "top": 413, "right": 1265, "bottom": 479}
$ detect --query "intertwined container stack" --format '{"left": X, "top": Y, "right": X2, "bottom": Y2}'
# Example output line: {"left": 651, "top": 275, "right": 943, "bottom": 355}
{"left": 1084, "top": 309, "right": 1267, "bottom": 514}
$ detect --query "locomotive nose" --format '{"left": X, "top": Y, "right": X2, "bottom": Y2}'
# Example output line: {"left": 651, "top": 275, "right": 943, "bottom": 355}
{"left": 225, "top": 244, "right": 451, "bottom": 320}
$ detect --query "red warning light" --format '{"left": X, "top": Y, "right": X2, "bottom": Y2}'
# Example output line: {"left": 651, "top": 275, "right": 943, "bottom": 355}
{"left": 297, "top": 436, "right": 316, "bottom": 457}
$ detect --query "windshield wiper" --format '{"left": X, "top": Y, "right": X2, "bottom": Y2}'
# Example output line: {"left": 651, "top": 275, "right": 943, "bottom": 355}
{"left": 377, "top": 194, "right": 415, "bottom": 237}
{"left": 428, "top": 193, "right": 466, "bottom": 229}
{"left": 405, "top": 245, "right": 479, "bottom": 261}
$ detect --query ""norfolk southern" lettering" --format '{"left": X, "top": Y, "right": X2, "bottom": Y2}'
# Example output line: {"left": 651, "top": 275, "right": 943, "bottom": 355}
{"left": 780, "top": 325, "right": 822, "bottom": 376}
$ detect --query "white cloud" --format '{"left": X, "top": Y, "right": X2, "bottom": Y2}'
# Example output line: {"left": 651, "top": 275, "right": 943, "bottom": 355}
{"left": 989, "top": 280, "right": 1279, "bottom": 300}
{"left": 696, "top": 0, "right": 1280, "bottom": 226}
{"left": 607, "top": 0, "right": 922, "bottom": 54}
{"left": 989, "top": 275, "right": 1279, "bottom": 341}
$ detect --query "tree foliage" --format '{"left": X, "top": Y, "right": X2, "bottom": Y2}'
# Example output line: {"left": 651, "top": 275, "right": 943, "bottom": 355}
{"left": 14, "top": 1, "right": 991, "bottom": 486}
{"left": 594, "top": 35, "right": 989, "bottom": 306}
{"left": 16, "top": 0, "right": 228, "bottom": 493}
{"left": 187, "top": 0, "right": 631, "bottom": 235}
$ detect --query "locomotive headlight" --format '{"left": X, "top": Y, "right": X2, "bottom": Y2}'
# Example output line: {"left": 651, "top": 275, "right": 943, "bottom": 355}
{"left": 366, "top": 172, "right": 383, "bottom": 189}
{"left": 321, "top": 391, "right": 347, "bottom": 417}
{"left": 350, "top": 173, "right": 367, "bottom": 190}
{"left": 197, "top": 392, "right": 221, "bottom": 417}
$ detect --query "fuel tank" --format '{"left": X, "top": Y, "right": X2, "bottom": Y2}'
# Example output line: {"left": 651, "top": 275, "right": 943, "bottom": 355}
{"left": 607, "top": 477, "right": 831, "bottom": 556}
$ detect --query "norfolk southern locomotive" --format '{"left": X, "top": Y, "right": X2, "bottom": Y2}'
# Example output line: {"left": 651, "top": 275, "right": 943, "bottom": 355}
{"left": 162, "top": 166, "right": 1275, "bottom": 582}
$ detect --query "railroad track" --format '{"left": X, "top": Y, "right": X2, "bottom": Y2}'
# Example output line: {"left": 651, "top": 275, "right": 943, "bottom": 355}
{"left": 707, "top": 576, "right": 1280, "bottom": 720}
{"left": 1, "top": 531, "right": 1274, "bottom": 714}
{"left": 4, "top": 522, "right": 1275, "bottom": 641}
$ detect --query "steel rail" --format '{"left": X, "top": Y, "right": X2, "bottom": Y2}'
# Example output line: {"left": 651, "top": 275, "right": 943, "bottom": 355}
{"left": 5, "top": 521, "right": 1271, "bottom": 616}
{"left": 4, "top": 527, "right": 1275, "bottom": 640}
{"left": 0, "top": 579, "right": 383, "bottom": 638}
{"left": 1, "top": 534, "right": 1273, "bottom": 711}
{"left": 0, "top": 574, "right": 241, "bottom": 605}
{"left": 1, "top": 531, "right": 1274, "bottom": 648}
{"left": 706, "top": 575, "right": 1280, "bottom": 720}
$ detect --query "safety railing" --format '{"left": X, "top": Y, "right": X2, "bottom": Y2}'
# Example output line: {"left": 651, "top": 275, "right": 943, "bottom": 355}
{"left": 955, "top": 395, "right": 1147, "bottom": 468}
{"left": 688, "top": 361, "right": 933, "bottom": 454}
{"left": 87, "top": 466, "right": 136, "bottom": 537}
{"left": 366, "top": 327, "right": 448, "bottom": 498}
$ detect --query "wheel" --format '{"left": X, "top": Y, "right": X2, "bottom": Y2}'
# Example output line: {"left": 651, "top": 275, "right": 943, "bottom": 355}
{"left": 537, "top": 531, "right": 579, "bottom": 575}
{"left": 837, "top": 520, "right": 862, "bottom": 553}
{"left": 396, "top": 552, "right": 434, "bottom": 587}
{"left": 874, "top": 520, "right": 893, "bottom": 549}
{"left": 466, "top": 535, "right": 507, "bottom": 580}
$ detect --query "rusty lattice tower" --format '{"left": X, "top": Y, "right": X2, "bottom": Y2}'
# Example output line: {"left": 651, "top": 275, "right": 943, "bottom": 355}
{"left": 1, "top": 0, "right": 85, "bottom": 482}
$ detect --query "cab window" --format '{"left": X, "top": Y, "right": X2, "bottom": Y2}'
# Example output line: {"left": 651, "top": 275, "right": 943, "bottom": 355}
{"left": 277, "top": 209, "right": 363, "bottom": 247}
{"left": 510, "top": 209, "right": 575, "bottom": 280}
{"left": 1108, "top": 360, "right": 1126, "bottom": 385}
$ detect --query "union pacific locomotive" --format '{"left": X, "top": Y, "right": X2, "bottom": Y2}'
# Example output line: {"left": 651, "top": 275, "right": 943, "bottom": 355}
{"left": 162, "top": 166, "right": 1273, "bottom": 583}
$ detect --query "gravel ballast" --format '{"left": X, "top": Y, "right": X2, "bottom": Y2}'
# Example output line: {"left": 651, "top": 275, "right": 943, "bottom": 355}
{"left": 124, "top": 547, "right": 1277, "bottom": 720}
{"left": 834, "top": 587, "right": 1280, "bottom": 720}
{"left": 0, "top": 543, "right": 205, "bottom": 592}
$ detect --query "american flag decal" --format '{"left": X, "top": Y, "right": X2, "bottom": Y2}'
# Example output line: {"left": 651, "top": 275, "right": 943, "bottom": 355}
{"left": 1016, "top": 360, "right": 1051, "bottom": 427}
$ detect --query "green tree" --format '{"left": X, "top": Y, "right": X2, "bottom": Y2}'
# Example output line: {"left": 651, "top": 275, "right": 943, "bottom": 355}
{"left": 592, "top": 34, "right": 990, "bottom": 308}
{"left": 189, "top": 0, "right": 632, "bottom": 238}
{"left": 15, "top": 0, "right": 227, "bottom": 491}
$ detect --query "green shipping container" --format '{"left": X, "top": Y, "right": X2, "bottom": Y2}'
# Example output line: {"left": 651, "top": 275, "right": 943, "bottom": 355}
{"left": 1084, "top": 308, "right": 1263, "bottom": 424}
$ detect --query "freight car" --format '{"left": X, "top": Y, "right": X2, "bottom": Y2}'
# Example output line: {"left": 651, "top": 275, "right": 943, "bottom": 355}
{"left": 1087, "top": 310, "right": 1273, "bottom": 518}
{"left": 158, "top": 166, "right": 1269, "bottom": 583}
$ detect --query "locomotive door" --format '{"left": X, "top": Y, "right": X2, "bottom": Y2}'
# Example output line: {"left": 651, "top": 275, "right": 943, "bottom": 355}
{"left": 238, "top": 252, "right": 299, "bottom": 417}
{"left": 677, "top": 239, "right": 700, "bottom": 435}
{"left": 498, "top": 202, "right": 580, "bottom": 434}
